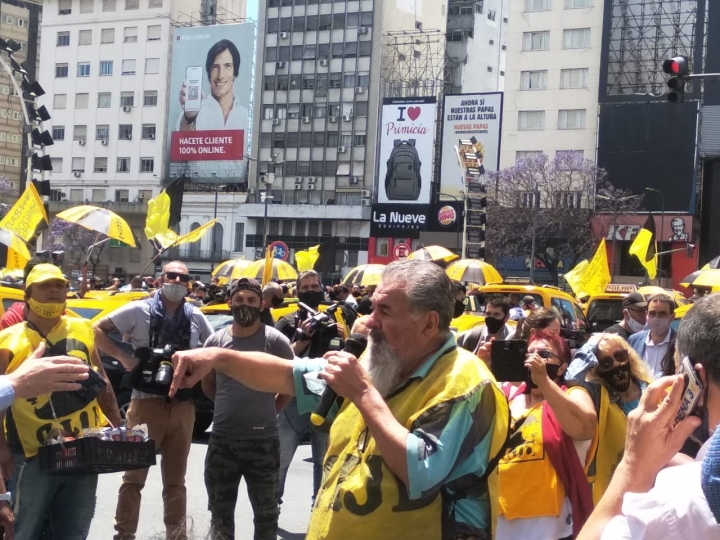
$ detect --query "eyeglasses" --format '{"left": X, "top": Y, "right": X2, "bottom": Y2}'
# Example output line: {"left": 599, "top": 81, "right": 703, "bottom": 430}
{"left": 164, "top": 272, "right": 191, "bottom": 283}
{"left": 598, "top": 349, "right": 629, "bottom": 370}
{"left": 528, "top": 348, "right": 559, "bottom": 360}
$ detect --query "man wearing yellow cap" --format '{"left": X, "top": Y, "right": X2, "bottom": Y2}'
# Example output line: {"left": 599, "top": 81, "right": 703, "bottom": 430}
{"left": 0, "top": 263, "right": 122, "bottom": 540}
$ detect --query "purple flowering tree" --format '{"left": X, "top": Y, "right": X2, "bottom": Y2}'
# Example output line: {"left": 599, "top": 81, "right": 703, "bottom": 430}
{"left": 0, "top": 177, "right": 16, "bottom": 219}
{"left": 49, "top": 218, "right": 108, "bottom": 276}
{"left": 486, "top": 152, "right": 640, "bottom": 285}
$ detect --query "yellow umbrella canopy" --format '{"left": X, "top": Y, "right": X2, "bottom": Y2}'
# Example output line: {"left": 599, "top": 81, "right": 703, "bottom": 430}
{"left": 0, "top": 228, "right": 31, "bottom": 262}
{"left": 343, "top": 264, "right": 386, "bottom": 287}
{"left": 406, "top": 245, "right": 460, "bottom": 265}
{"left": 681, "top": 269, "right": 720, "bottom": 289}
{"left": 56, "top": 205, "right": 137, "bottom": 248}
{"left": 212, "top": 259, "right": 252, "bottom": 284}
{"left": 238, "top": 258, "right": 298, "bottom": 282}
{"left": 446, "top": 259, "right": 503, "bottom": 285}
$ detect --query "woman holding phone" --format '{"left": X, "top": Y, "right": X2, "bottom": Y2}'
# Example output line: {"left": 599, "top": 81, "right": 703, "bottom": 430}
{"left": 496, "top": 331, "right": 597, "bottom": 540}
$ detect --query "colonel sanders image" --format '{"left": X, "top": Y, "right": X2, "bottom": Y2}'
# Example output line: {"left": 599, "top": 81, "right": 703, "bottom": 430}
{"left": 669, "top": 217, "right": 689, "bottom": 242}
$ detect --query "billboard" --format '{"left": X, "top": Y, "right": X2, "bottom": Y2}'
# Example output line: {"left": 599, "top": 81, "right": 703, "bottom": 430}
{"left": 167, "top": 23, "right": 254, "bottom": 183}
{"left": 370, "top": 203, "right": 430, "bottom": 236}
{"left": 440, "top": 93, "right": 503, "bottom": 199}
{"left": 377, "top": 97, "right": 436, "bottom": 205}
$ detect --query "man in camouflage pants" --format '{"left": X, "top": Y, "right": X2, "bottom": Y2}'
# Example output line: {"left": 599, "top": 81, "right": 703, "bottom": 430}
{"left": 201, "top": 278, "right": 294, "bottom": 539}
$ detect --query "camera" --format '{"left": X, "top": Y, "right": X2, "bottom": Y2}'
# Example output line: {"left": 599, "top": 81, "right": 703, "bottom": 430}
{"left": 140, "top": 344, "right": 176, "bottom": 386}
{"left": 297, "top": 302, "right": 338, "bottom": 334}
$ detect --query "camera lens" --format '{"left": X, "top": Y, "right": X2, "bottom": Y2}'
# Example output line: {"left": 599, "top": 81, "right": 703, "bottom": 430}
{"left": 155, "top": 361, "right": 174, "bottom": 386}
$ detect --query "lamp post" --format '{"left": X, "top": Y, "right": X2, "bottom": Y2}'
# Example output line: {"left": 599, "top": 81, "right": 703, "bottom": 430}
{"left": 645, "top": 187, "right": 665, "bottom": 285}
{"left": 438, "top": 192, "right": 463, "bottom": 254}
{"left": 261, "top": 172, "right": 275, "bottom": 255}
{"left": 596, "top": 193, "right": 642, "bottom": 281}
{"left": 528, "top": 188, "right": 540, "bottom": 282}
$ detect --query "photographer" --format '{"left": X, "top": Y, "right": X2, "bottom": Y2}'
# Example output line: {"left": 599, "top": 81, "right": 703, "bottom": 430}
{"left": 93, "top": 261, "right": 213, "bottom": 540}
{"left": 274, "top": 270, "right": 336, "bottom": 506}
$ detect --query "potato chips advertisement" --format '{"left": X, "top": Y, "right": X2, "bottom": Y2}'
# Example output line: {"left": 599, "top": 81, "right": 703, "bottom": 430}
{"left": 440, "top": 93, "right": 503, "bottom": 199}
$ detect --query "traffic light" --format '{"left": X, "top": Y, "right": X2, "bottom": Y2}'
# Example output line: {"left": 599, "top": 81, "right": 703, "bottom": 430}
{"left": 663, "top": 57, "right": 689, "bottom": 103}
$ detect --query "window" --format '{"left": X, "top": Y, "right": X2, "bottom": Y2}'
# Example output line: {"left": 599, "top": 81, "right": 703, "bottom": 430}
{"left": 557, "top": 149, "right": 584, "bottom": 160}
{"left": 94, "top": 157, "right": 108, "bottom": 173}
{"left": 147, "top": 25, "right": 161, "bottom": 41}
{"left": 55, "top": 63, "right": 68, "bottom": 78}
{"left": 138, "top": 189, "right": 152, "bottom": 201}
{"left": 114, "top": 189, "right": 129, "bottom": 202}
{"left": 142, "top": 124, "right": 156, "bottom": 139}
{"left": 375, "top": 239, "right": 388, "bottom": 257}
{"left": 52, "top": 126, "right": 65, "bottom": 141}
{"left": 140, "top": 158, "right": 154, "bottom": 172}
{"left": 73, "top": 125, "right": 87, "bottom": 141}
{"left": 120, "top": 92, "right": 134, "bottom": 107}
{"left": 143, "top": 90, "right": 158, "bottom": 106}
{"left": 516, "top": 150, "right": 543, "bottom": 162}
{"left": 54, "top": 94, "right": 66, "bottom": 109}
{"left": 80, "top": 0, "right": 94, "bottom": 12}
{"left": 145, "top": 58, "right": 159, "bottom": 74}
{"left": 92, "top": 189, "right": 106, "bottom": 202}
{"left": 102, "top": 0, "right": 116, "bottom": 10}
{"left": 69, "top": 188, "right": 83, "bottom": 201}
{"left": 149, "top": 0, "right": 163, "bottom": 7}
{"left": 75, "top": 93, "right": 89, "bottom": 108}
{"left": 353, "top": 134, "right": 367, "bottom": 147}
{"left": 72, "top": 157, "right": 85, "bottom": 172}
{"left": 117, "top": 157, "right": 130, "bottom": 172}
{"left": 124, "top": 27, "right": 138, "bottom": 43}
{"left": 98, "top": 92, "right": 111, "bottom": 107}
{"left": 58, "top": 0, "right": 71, "bottom": 14}
{"left": 330, "top": 73, "right": 342, "bottom": 88}
{"left": 77, "top": 62, "right": 90, "bottom": 77}
{"left": 563, "top": 28, "right": 591, "bottom": 49}
{"left": 57, "top": 32, "right": 70, "bottom": 46}
{"left": 521, "top": 191, "right": 539, "bottom": 208}
{"left": 100, "top": 61, "right": 113, "bottom": 76}
{"left": 122, "top": 60, "right": 136, "bottom": 75}
{"left": 566, "top": 0, "right": 591, "bottom": 7}
{"left": 525, "top": 0, "right": 549, "bottom": 11}
{"left": 355, "top": 102, "right": 369, "bottom": 117}
{"left": 234, "top": 223, "right": 244, "bottom": 252}
{"left": 520, "top": 70, "right": 548, "bottom": 90}
{"left": 518, "top": 110, "right": 545, "bottom": 130}
{"left": 560, "top": 68, "right": 589, "bottom": 89}
{"left": 101, "top": 28, "right": 115, "bottom": 43}
{"left": 79, "top": 30, "right": 92, "bottom": 45}
{"left": 558, "top": 109, "right": 586, "bottom": 129}
{"left": 522, "top": 31, "right": 549, "bottom": 51}
{"left": 51, "top": 158, "right": 63, "bottom": 173}
{"left": 96, "top": 125, "right": 110, "bottom": 140}
{"left": 118, "top": 125, "right": 133, "bottom": 140}
{"left": 553, "top": 191, "right": 583, "bottom": 208}
{"left": 343, "top": 73, "right": 356, "bottom": 88}
{"left": 125, "top": 0, "right": 139, "bottom": 9}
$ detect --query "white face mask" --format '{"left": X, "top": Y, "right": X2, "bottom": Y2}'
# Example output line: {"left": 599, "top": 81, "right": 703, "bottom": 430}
{"left": 625, "top": 314, "right": 645, "bottom": 334}
{"left": 162, "top": 283, "right": 187, "bottom": 303}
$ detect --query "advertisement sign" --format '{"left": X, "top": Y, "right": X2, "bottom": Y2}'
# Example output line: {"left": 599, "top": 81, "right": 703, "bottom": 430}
{"left": 440, "top": 93, "right": 503, "bottom": 199}
{"left": 377, "top": 97, "right": 436, "bottom": 205}
{"left": 167, "top": 23, "right": 254, "bottom": 182}
{"left": 370, "top": 204, "right": 430, "bottom": 237}
{"left": 591, "top": 214, "right": 693, "bottom": 243}
{"left": 428, "top": 201, "right": 463, "bottom": 232}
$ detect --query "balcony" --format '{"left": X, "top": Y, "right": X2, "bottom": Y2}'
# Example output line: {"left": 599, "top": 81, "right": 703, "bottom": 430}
{"left": 48, "top": 200, "right": 148, "bottom": 215}
{"left": 162, "top": 248, "right": 231, "bottom": 262}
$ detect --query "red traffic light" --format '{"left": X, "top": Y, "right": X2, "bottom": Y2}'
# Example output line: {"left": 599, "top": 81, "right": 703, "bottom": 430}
{"left": 663, "top": 57, "right": 689, "bottom": 76}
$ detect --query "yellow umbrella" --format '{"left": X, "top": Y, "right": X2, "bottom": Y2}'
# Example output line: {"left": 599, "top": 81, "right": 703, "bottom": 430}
{"left": 343, "top": 264, "right": 386, "bottom": 287}
{"left": 238, "top": 258, "right": 298, "bottom": 282}
{"left": 212, "top": 258, "right": 252, "bottom": 284}
{"left": 446, "top": 259, "right": 503, "bottom": 285}
{"left": 406, "top": 245, "right": 460, "bottom": 265}
{"left": 680, "top": 269, "right": 720, "bottom": 289}
{"left": 56, "top": 205, "right": 137, "bottom": 248}
{"left": 0, "top": 228, "right": 31, "bottom": 262}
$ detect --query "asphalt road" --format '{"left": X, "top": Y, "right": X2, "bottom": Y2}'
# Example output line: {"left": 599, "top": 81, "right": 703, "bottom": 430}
{"left": 89, "top": 431, "right": 313, "bottom": 539}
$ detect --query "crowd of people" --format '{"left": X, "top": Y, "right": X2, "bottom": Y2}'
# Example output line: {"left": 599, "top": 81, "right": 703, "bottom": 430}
{"left": 0, "top": 256, "right": 716, "bottom": 539}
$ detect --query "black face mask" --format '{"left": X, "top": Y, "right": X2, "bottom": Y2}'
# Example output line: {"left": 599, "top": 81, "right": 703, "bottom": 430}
{"left": 232, "top": 305, "right": 260, "bottom": 327}
{"left": 453, "top": 299, "right": 465, "bottom": 319}
{"left": 271, "top": 296, "right": 283, "bottom": 308}
{"left": 298, "top": 290, "right": 325, "bottom": 309}
{"left": 485, "top": 316, "right": 505, "bottom": 335}
{"left": 526, "top": 363, "right": 562, "bottom": 391}
{"left": 599, "top": 363, "right": 632, "bottom": 392}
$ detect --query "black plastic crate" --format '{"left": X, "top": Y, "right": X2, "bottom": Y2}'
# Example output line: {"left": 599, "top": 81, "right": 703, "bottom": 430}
{"left": 38, "top": 437, "right": 156, "bottom": 475}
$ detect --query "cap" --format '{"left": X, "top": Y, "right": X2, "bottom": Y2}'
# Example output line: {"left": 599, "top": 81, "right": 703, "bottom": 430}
{"left": 522, "top": 295, "right": 535, "bottom": 305}
{"left": 623, "top": 292, "right": 647, "bottom": 309}
{"left": 25, "top": 264, "right": 68, "bottom": 288}
{"left": 230, "top": 277, "right": 262, "bottom": 300}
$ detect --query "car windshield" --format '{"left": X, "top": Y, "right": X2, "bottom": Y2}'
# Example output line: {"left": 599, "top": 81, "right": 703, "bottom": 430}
{"left": 206, "top": 313, "right": 233, "bottom": 332}
{"left": 587, "top": 299, "right": 623, "bottom": 323}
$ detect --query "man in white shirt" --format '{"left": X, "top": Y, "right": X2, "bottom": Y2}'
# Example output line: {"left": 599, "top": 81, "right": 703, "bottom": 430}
{"left": 628, "top": 294, "right": 676, "bottom": 378}
{"left": 578, "top": 293, "right": 720, "bottom": 540}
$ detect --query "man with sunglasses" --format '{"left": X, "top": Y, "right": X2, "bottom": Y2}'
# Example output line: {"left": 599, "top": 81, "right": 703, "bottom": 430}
{"left": 605, "top": 292, "right": 647, "bottom": 341}
{"left": 93, "top": 261, "right": 213, "bottom": 540}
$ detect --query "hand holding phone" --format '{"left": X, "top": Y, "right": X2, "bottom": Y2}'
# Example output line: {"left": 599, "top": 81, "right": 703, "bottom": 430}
{"left": 675, "top": 356, "right": 704, "bottom": 427}
{"left": 181, "top": 66, "right": 203, "bottom": 117}
{"left": 490, "top": 340, "right": 528, "bottom": 383}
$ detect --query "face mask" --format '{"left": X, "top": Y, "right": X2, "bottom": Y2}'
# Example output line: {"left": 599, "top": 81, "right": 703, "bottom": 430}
{"left": 298, "top": 290, "right": 324, "bottom": 309}
{"left": 453, "top": 300, "right": 465, "bottom": 319}
{"left": 599, "top": 363, "right": 632, "bottom": 392}
{"left": 232, "top": 305, "right": 261, "bottom": 327}
{"left": 27, "top": 298, "right": 65, "bottom": 319}
{"left": 647, "top": 318, "right": 671, "bottom": 335}
{"left": 485, "top": 316, "right": 505, "bottom": 335}
{"left": 271, "top": 296, "right": 283, "bottom": 308}
{"left": 625, "top": 313, "right": 645, "bottom": 334}
{"left": 162, "top": 283, "right": 188, "bottom": 303}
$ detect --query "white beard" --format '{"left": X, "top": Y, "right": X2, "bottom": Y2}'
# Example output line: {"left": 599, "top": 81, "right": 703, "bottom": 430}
{"left": 361, "top": 330, "right": 404, "bottom": 399}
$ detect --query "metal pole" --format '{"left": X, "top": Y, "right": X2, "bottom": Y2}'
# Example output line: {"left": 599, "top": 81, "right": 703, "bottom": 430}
{"left": 262, "top": 188, "right": 269, "bottom": 257}
{"left": 210, "top": 188, "right": 218, "bottom": 272}
{"left": 611, "top": 207, "right": 618, "bottom": 281}
{"left": 529, "top": 190, "right": 538, "bottom": 282}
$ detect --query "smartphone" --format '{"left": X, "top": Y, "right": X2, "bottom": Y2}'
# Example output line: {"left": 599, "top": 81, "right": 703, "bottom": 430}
{"left": 490, "top": 340, "right": 528, "bottom": 382}
{"left": 674, "top": 356, "right": 704, "bottom": 426}
{"left": 184, "top": 66, "right": 203, "bottom": 113}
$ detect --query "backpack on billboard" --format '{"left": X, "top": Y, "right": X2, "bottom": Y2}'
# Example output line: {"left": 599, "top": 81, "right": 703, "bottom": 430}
{"left": 385, "top": 139, "right": 422, "bottom": 201}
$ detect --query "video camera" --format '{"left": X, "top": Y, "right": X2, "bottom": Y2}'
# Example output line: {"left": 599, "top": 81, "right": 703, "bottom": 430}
{"left": 137, "top": 344, "right": 176, "bottom": 387}
{"left": 297, "top": 302, "right": 340, "bottom": 335}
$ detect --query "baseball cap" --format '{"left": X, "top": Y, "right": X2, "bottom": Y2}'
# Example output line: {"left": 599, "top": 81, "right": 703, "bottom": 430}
{"left": 25, "top": 264, "right": 68, "bottom": 287}
{"left": 622, "top": 292, "right": 647, "bottom": 309}
{"left": 522, "top": 295, "right": 535, "bottom": 305}
{"left": 230, "top": 277, "right": 262, "bottom": 300}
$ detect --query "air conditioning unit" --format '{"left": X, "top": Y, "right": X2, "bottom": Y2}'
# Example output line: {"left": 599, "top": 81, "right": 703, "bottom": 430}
{"left": 73, "top": 171, "right": 81, "bottom": 177}
{"left": 319, "top": 58, "right": 328, "bottom": 67}
{"left": 328, "top": 116, "right": 338, "bottom": 123}
{"left": 355, "top": 87, "right": 365, "bottom": 94}
{"left": 350, "top": 176, "right": 359, "bottom": 184}
{"left": 358, "top": 26, "right": 368, "bottom": 34}
{"left": 308, "top": 185, "right": 316, "bottom": 190}
{"left": 78, "top": 139, "right": 86, "bottom": 146}
{"left": 149, "top": 134, "right": 155, "bottom": 140}
{"left": 295, "top": 176, "right": 302, "bottom": 182}
{"left": 294, "top": 184, "right": 302, "bottom": 190}
{"left": 337, "top": 145, "right": 346, "bottom": 153}
{"left": 259, "top": 175, "right": 267, "bottom": 184}
{"left": 307, "top": 177, "right": 317, "bottom": 184}
{"left": 272, "top": 118, "right": 280, "bottom": 125}
{"left": 124, "top": 134, "right": 131, "bottom": 140}
{"left": 361, "top": 198, "right": 371, "bottom": 206}
{"left": 279, "top": 31, "right": 289, "bottom": 39}
{"left": 247, "top": 187, "right": 255, "bottom": 195}
{"left": 101, "top": 139, "right": 108, "bottom": 146}
{"left": 122, "top": 106, "right": 132, "bottom": 112}
{"left": 343, "top": 114, "right": 353, "bottom": 122}
{"left": 361, "top": 189, "right": 371, "bottom": 197}
{"left": 302, "top": 116, "right": 310, "bottom": 124}
{"left": 276, "top": 61, "right": 286, "bottom": 68}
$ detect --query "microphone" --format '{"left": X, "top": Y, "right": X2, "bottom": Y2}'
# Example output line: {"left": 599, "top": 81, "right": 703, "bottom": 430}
{"left": 310, "top": 333, "right": 368, "bottom": 427}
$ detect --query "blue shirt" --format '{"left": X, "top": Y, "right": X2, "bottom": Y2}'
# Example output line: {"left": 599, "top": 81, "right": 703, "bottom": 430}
{"left": 0, "top": 376, "right": 15, "bottom": 411}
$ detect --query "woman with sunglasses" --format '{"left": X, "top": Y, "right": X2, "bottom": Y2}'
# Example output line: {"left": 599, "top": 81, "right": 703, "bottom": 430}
{"left": 497, "top": 331, "right": 597, "bottom": 540}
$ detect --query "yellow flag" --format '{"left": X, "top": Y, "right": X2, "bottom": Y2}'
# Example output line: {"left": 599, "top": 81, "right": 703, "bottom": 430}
{"left": 0, "top": 183, "right": 48, "bottom": 242}
{"left": 5, "top": 248, "right": 27, "bottom": 270}
{"left": 262, "top": 245, "right": 274, "bottom": 286}
{"left": 628, "top": 215, "right": 657, "bottom": 280}
{"left": 578, "top": 239, "right": 611, "bottom": 297}
{"left": 295, "top": 245, "right": 320, "bottom": 272}
{"left": 563, "top": 259, "right": 590, "bottom": 297}
{"left": 154, "top": 219, "right": 217, "bottom": 250}
{"left": 144, "top": 191, "right": 171, "bottom": 242}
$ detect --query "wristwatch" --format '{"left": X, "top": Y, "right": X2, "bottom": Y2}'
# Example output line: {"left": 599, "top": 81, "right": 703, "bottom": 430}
{"left": 0, "top": 492, "right": 11, "bottom": 503}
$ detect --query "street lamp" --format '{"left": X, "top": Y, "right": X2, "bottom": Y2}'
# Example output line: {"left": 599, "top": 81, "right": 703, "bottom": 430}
{"left": 438, "top": 192, "right": 463, "bottom": 254}
{"left": 596, "top": 193, "right": 642, "bottom": 281}
{"left": 645, "top": 187, "right": 665, "bottom": 285}
{"left": 261, "top": 173, "right": 275, "bottom": 254}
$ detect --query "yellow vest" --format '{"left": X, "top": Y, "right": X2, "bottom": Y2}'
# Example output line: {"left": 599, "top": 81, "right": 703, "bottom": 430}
{"left": 0, "top": 317, "right": 107, "bottom": 457}
{"left": 306, "top": 346, "right": 509, "bottom": 540}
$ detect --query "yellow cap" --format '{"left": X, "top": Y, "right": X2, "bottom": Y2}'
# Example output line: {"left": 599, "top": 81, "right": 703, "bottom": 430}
{"left": 25, "top": 264, "right": 68, "bottom": 287}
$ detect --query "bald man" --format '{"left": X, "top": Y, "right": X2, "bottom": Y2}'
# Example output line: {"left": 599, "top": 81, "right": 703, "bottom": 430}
{"left": 261, "top": 283, "right": 284, "bottom": 326}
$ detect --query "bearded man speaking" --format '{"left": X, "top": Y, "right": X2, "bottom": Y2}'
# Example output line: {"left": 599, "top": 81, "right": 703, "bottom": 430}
{"left": 169, "top": 260, "right": 509, "bottom": 540}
